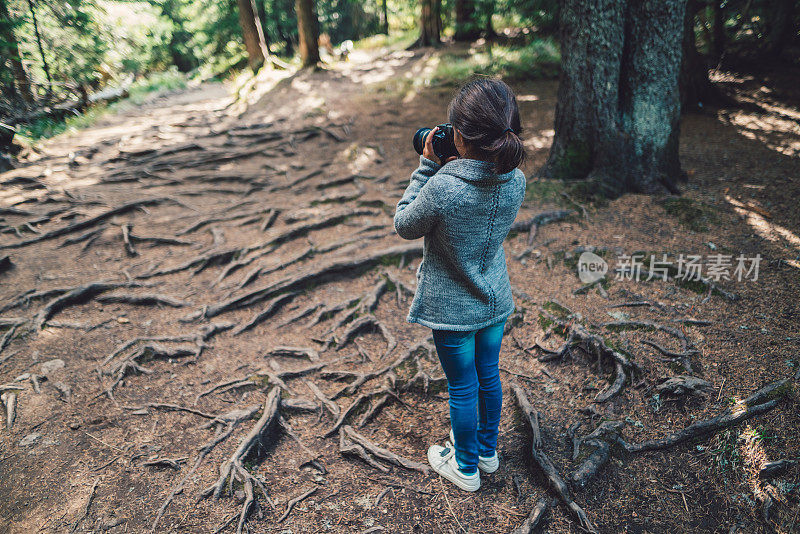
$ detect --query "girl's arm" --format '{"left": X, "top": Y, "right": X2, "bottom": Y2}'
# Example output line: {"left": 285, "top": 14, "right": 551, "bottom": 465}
{"left": 393, "top": 155, "right": 442, "bottom": 240}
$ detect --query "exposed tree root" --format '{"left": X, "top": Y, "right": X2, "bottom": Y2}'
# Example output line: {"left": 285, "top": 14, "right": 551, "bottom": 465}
{"left": 324, "top": 385, "right": 393, "bottom": 437}
{"left": 511, "top": 495, "right": 555, "bottom": 534}
{"left": 604, "top": 319, "right": 698, "bottom": 373}
{"left": 0, "top": 197, "right": 179, "bottom": 250}
{"left": 201, "top": 388, "right": 281, "bottom": 534}
{"left": 150, "top": 405, "right": 260, "bottom": 532}
{"left": 512, "top": 382, "right": 597, "bottom": 534}
{"left": 540, "top": 310, "right": 640, "bottom": 402}
{"left": 338, "top": 425, "right": 430, "bottom": 474}
{"left": 202, "top": 243, "right": 422, "bottom": 319}
{"left": 95, "top": 293, "right": 189, "bottom": 308}
{"left": 266, "top": 346, "right": 320, "bottom": 362}
{"left": 326, "top": 314, "right": 396, "bottom": 359}
{"left": 617, "top": 378, "right": 791, "bottom": 453}
{"left": 322, "top": 339, "right": 428, "bottom": 399}
{"left": 511, "top": 210, "right": 575, "bottom": 244}
{"left": 232, "top": 292, "right": 299, "bottom": 335}
{"left": 277, "top": 486, "right": 319, "bottom": 522}
{"left": 2, "top": 390, "right": 18, "bottom": 430}
{"left": 34, "top": 281, "right": 143, "bottom": 330}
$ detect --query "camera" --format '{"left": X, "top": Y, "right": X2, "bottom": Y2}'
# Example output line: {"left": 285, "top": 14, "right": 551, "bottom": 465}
{"left": 413, "top": 123, "right": 459, "bottom": 162}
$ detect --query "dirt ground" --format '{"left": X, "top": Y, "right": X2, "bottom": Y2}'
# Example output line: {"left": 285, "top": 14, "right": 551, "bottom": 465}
{"left": 1, "top": 45, "right": 799, "bottom": 534}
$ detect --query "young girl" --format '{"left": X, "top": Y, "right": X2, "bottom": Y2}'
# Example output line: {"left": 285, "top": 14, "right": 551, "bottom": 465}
{"left": 393, "top": 78, "right": 526, "bottom": 491}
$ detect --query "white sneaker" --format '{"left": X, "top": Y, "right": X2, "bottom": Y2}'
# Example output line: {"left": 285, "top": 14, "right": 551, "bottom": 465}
{"left": 426, "top": 441, "right": 480, "bottom": 492}
{"left": 449, "top": 429, "right": 500, "bottom": 474}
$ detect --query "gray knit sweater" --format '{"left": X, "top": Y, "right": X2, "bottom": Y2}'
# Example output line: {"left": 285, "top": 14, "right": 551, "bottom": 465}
{"left": 393, "top": 155, "right": 526, "bottom": 331}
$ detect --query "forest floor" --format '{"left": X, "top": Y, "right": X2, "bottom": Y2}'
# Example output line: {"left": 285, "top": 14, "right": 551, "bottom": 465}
{"left": 1, "top": 44, "right": 799, "bottom": 534}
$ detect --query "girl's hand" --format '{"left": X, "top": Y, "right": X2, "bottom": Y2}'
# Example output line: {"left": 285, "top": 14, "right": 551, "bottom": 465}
{"left": 423, "top": 127, "right": 458, "bottom": 166}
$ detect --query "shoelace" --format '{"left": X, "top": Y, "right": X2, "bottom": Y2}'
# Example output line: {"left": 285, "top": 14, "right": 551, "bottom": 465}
{"left": 432, "top": 441, "right": 455, "bottom": 470}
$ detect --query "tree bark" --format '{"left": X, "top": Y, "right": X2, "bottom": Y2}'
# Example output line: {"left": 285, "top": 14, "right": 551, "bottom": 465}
{"left": 542, "top": 0, "right": 687, "bottom": 197}
{"left": 236, "top": 0, "right": 268, "bottom": 70}
{"left": 454, "top": 0, "right": 480, "bottom": 41}
{"left": 380, "top": 0, "right": 389, "bottom": 34}
{"left": 295, "top": 0, "right": 320, "bottom": 67}
{"left": 416, "top": 0, "right": 441, "bottom": 46}
{"left": 0, "top": 0, "right": 33, "bottom": 103}
{"left": 254, "top": 0, "right": 273, "bottom": 54}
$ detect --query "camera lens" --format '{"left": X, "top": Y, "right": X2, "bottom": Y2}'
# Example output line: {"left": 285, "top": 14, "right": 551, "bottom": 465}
{"left": 413, "top": 128, "right": 431, "bottom": 156}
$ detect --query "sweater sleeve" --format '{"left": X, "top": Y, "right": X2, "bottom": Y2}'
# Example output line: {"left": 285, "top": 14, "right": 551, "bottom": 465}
{"left": 393, "top": 155, "right": 442, "bottom": 240}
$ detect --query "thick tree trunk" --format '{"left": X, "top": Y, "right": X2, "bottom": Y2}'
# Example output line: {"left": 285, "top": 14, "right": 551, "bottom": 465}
{"left": 236, "top": 0, "right": 268, "bottom": 70}
{"left": 0, "top": 0, "right": 33, "bottom": 103}
{"left": 542, "top": 0, "right": 687, "bottom": 197}
{"left": 295, "top": 0, "right": 320, "bottom": 67}
{"left": 380, "top": 0, "right": 389, "bottom": 34}
{"left": 454, "top": 0, "right": 480, "bottom": 41}
{"left": 417, "top": 0, "right": 441, "bottom": 46}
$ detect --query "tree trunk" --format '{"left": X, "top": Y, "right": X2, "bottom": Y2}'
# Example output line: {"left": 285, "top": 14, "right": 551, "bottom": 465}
{"left": 295, "top": 0, "right": 319, "bottom": 67}
{"left": 762, "top": 0, "right": 794, "bottom": 56}
{"left": 483, "top": 0, "right": 496, "bottom": 37}
{"left": 679, "top": 0, "right": 729, "bottom": 112}
{"left": 236, "top": 0, "right": 268, "bottom": 70}
{"left": 711, "top": 0, "right": 725, "bottom": 62}
{"left": 542, "top": 0, "right": 686, "bottom": 197}
{"left": 454, "top": 0, "right": 480, "bottom": 41}
{"left": 255, "top": 0, "right": 273, "bottom": 54}
{"left": 0, "top": 0, "right": 33, "bottom": 103}
{"left": 380, "top": 0, "right": 389, "bottom": 34}
{"left": 26, "top": 0, "right": 50, "bottom": 90}
{"left": 417, "top": 0, "right": 441, "bottom": 46}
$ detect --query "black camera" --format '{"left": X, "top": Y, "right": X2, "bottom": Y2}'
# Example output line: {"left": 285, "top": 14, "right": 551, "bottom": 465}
{"left": 413, "top": 123, "right": 459, "bottom": 162}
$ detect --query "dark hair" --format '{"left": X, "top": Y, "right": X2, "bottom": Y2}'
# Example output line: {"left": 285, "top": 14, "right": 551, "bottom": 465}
{"left": 448, "top": 77, "right": 525, "bottom": 174}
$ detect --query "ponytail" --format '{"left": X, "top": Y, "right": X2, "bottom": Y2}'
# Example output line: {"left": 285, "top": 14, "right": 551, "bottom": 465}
{"left": 447, "top": 78, "right": 526, "bottom": 174}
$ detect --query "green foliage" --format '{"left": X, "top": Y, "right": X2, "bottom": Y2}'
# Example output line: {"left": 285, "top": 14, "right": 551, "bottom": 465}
{"left": 429, "top": 38, "right": 560, "bottom": 85}
{"left": 16, "top": 68, "right": 186, "bottom": 142}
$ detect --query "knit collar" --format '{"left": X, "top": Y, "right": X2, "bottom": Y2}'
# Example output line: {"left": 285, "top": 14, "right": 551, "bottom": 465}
{"left": 440, "top": 158, "right": 517, "bottom": 184}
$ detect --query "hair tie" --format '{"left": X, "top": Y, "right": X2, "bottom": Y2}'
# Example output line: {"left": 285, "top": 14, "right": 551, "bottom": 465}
{"left": 503, "top": 127, "right": 514, "bottom": 134}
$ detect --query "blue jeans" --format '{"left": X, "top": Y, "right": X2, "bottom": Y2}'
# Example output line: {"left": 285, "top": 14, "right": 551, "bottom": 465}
{"left": 431, "top": 318, "right": 506, "bottom": 475}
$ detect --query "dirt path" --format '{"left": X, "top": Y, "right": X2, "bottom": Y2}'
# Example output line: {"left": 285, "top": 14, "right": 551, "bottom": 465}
{"left": 1, "top": 47, "right": 799, "bottom": 533}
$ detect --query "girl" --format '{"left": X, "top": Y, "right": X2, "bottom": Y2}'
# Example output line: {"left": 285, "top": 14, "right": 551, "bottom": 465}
{"left": 393, "top": 78, "right": 526, "bottom": 491}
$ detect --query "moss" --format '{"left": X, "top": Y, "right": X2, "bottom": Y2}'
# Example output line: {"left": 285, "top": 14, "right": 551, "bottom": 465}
{"left": 383, "top": 278, "right": 397, "bottom": 292}
{"left": 658, "top": 197, "right": 719, "bottom": 232}
{"left": 542, "top": 300, "right": 571, "bottom": 319}
{"left": 523, "top": 179, "right": 571, "bottom": 204}
{"left": 550, "top": 140, "right": 592, "bottom": 182}
{"left": 538, "top": 313, "right": 554, "bottom": 331}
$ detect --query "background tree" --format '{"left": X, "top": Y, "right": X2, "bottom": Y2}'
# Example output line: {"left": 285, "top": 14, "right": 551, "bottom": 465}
{"left": 542, "top": 0, "right": 687, "bottom": 197}
{"left": 454, "top": 0, "right": 479, "bottom": 41}
{"left": 295, "top": 0, "right": 319, "bottom": 67}
{"left": 415, "top": 0, "right": 440, "bottom": 46}
{"left": 0, "top": 0, "right": 33, "bottom": 103}
{"left": 236, "top": 0, "right": 268, "bottom": 70}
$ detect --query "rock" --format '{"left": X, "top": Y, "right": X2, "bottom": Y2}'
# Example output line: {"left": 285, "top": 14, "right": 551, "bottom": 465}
{"left": 69, "top": 422, "right": 81, "bottom": 430}
{"left": 19, "top": 432, "right": 41, "bottom": 447}
{"left": 40, "top": 359, "right": 65, "bottom": 375}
